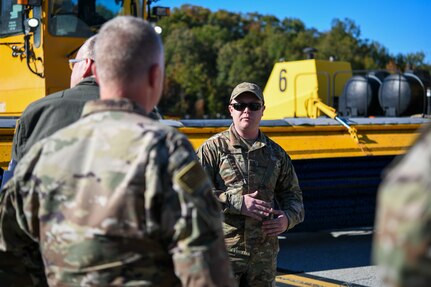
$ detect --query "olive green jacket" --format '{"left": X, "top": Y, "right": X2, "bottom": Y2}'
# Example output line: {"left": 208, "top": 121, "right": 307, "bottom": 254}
{"left": 12, "top": 77, "right": 99, "bottom": 161}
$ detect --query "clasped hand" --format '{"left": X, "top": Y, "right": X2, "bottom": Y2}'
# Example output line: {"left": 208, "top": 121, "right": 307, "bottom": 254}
{"left": 241, "top": 191, "right": 288, "bottom": 236}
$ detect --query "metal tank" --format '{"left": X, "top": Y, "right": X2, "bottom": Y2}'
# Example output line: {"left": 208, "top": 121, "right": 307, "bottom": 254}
{"left": 338, "top": 75, "right": 384, "bottom": 117}
{"left": 379, "top": 73, "right": 426, "bottom": 116}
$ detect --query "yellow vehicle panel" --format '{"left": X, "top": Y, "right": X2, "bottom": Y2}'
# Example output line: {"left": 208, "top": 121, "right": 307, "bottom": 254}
{"left": 263, "top": 59, "right": 352, "bottom": 119}
{"left": 0, "top": 34, "right": 45, "bottom": 115}
{"left": 0, "top": 127, "right": 14, "bottom": 170}
{"left": 177, "top": 117, "right": 429, "bottom": 160}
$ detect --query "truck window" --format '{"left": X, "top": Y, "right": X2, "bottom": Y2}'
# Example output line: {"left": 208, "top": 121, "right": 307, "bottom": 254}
{"left": 0, "top": 0, "right": 23, "bottom": 37}
{"left": 49, "top": 0, "right": 137, "bottom": 37}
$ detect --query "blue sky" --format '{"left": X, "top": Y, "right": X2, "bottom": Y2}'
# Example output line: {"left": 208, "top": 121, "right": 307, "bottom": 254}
{"left": 164, "top": 0, "right": 431, "bottom": 64}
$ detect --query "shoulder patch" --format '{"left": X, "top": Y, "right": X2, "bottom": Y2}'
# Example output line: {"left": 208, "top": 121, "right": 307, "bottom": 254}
{"left": 175, "top": 160, "right": 208, "bottom": 194}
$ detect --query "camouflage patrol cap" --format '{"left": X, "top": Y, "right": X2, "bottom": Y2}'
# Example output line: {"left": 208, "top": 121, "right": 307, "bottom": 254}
{"left": 230, "top": 82, "right": 264, "bottom": 103}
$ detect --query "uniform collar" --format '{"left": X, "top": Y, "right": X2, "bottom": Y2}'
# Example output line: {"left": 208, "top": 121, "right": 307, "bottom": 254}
{"left": 228, "top": 124, "right": 267, "bottom": 148}
{"left": 81, "top": 98, "right": 147, "bottom": 118}
{"left": 76, "top": 76, "right": 98, "bottom": 86}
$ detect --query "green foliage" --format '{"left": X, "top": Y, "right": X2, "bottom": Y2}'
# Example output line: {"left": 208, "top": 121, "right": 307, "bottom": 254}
{"left": 157, "top": 5, "right": 431, "bottom": 119}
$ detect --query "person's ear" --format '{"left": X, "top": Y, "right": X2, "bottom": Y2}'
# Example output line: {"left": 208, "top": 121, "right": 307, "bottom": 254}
{"left": 82, "top": 59, "right": 94, "bottom": 78}
{"left": 91, "top": 63, "right": 99, "bottom": 84}
{"left": 228, "top": 104, "right": 234, "bottom": 116}
{"left": 148, "top": 63, "right": 162, "bottom": 89}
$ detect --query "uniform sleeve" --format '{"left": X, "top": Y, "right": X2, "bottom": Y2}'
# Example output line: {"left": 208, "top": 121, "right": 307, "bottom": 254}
{"left": 275, "top": 152, "right": 304, "bottom": 231}
{"left": 152, "top": 134, "right": 235, "bottom": 287}
{"left": 196, "top": 142, "right": 243, "bottom": 215}
{"left": 0, "top": 151, "right": 48, "bottom": 286}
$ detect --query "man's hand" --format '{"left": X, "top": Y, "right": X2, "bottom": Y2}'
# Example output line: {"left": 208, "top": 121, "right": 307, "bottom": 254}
{"left": 262, "top": 210, "right": 289, "bottom": 236}
{"left": 241, "top": 191, "right": 272, "bottom": 221}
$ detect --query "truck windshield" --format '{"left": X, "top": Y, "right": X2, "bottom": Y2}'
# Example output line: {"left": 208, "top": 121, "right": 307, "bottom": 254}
{"left": 49, "top": 0, "right": 136, "bottom": 37}
{"left": 0, "top": 0, "right": 23, "bottom": 37}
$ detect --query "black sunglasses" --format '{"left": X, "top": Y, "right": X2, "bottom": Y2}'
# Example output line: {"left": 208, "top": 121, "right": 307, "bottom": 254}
{"left": 230, "top": 102, "right": 263, "bottom": 111}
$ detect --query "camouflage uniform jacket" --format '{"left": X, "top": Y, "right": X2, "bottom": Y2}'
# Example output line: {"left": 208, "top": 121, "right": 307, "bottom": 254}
{"left": 0, "top": 99, "right": 235, "bottom": 287}
{"left": 197, "top": 124, "right": 304, "bottom": 256}
{"left": 373, "top": 123, "right": 431, "bottom": 287}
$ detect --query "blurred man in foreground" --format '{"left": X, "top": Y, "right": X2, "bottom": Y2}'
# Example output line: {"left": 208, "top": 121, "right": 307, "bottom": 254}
{"left": 373, "top": 123, "right": 431, "bottom": 287}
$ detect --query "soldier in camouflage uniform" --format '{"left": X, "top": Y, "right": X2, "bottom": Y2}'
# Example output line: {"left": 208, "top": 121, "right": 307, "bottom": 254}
{"left": 373, "top": 123, "right": 431, "bottom": 287}
{"left": 0, "top": 16, "right": 235, "bottom": 287}
{"left": 197, "top": 82, "right": 305, "bottom": 286}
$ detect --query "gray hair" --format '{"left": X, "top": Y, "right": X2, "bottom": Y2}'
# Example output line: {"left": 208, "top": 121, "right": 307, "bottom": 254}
{"left": 82, "top": 35, "right": 97, "bottom": 60}
{"left": 95, "top": 16, "right": 163, "bottom": 85}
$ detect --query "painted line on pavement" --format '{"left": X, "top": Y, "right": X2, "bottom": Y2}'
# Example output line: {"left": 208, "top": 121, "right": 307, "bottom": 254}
{"left": 276, "top": 273, "right": 366, "bottom": 287}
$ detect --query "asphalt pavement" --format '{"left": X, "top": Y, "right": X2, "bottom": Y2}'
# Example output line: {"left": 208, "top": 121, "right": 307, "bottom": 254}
{"left": 276, "top": 228, "right": 384, "bottom": 287}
